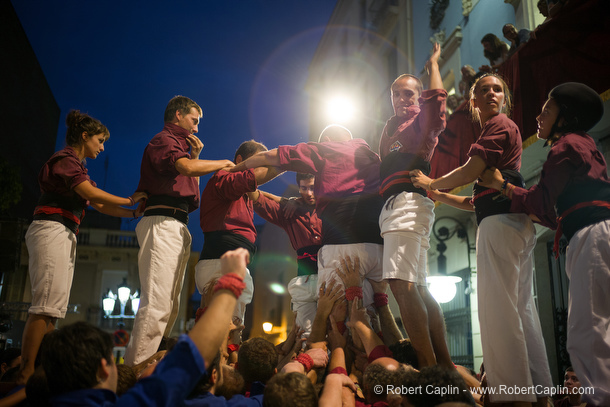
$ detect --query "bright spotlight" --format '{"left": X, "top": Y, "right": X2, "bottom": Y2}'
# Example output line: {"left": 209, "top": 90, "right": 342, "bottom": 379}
{"left": 326, "top": 96, "right": 355, "bottom": 123}
{"left": 262, "top": 322, "right": 273, "bottom": 333}
{"left": 269, "top": 283, "right": 286, "bottom": 295}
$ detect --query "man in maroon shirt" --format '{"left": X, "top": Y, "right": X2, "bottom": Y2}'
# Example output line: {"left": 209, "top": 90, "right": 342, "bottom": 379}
{"left": 195, "top": 140, "right": 281, "bottom": 327}
{"left": 230, "top": 125, "right": 385, "bottom": 317}
{"left": 250, "top": 173, "right": 322, "bottom": 335}
{"left": 125, "top": 96, "right": 234, "bottom": 366}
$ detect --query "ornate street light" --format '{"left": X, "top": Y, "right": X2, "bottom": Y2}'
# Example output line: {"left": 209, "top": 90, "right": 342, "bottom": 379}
{"left": 427, "top": 216, "right": 473, "bottom": 303}
{"left": 102, "top": 278, "right": 140, "bottom": 319}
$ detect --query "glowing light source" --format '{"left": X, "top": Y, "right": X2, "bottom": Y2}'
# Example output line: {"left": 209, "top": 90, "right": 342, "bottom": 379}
{"left": 326, "top": 96, "right": 355, "bottom": 123}
{"left": 426, "top": 276, "right": 462, "bottom": 304}
{"left": 269, "top": 283, "right": 286, "bottom": 295}
{"left": 262, "top": 322, "right": 273, "bottom": 333}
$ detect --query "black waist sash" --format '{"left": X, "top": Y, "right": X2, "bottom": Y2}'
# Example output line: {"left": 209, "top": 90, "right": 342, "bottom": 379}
{"left": 321, "top": 194, "right": 384, "bottom": 245}
{"left": 379, "top": 152, "right": 429, "bottom": 199}
{"left": 200, "top": 231, "right": 257, "bottom": 260}
{"left": 33, "top": 192, "right": 85, "bottom": 234}
{"left": 556, "top": 178, "right": 610, "bottom": 241}
{"left": 472, "top": 169, "right": 524, "bottom": 225}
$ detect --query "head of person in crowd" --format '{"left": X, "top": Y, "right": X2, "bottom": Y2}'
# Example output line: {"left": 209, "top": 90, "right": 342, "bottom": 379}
{"left": 262, "top": 372, "right": 317, "bottom": 407}
{"left": 502, "top": 24, "right": 519, "bottom": 44}
{"left": 164, "top": 95, "right": 203, "bottom": 134}
{"left": 447, "top": 94, "right": 461, "bottom": 112}
{"left": 234, "top": 139, "right": 268, "bottom": 163}
{"left": 188, "top": 352, "right": 244, "bottom": 399}
{"left": 461, "top": 65, "right": 477, "bottom": 86}
{"left": 469, "top": 73, "right": 512, "bottom": 125}
{"left": 0, "top": 348, "right": 21, "bottom": 380}
{"left": 189, "top": 352, "right": 225, "bottom": 398}
{"left": 318, "top": 124, "right": 353, "bottom": 142}
{"left": 116, "top": 364, "right": 137, "bottom": 396}
{"left": 400, "top": 365, "right": 476, "bottom": 407}
{"left": 561, "top": 366, "right": 585, "bottom": 404}
{"left": 363, "top": 357, "right": 406, "bottom": 405}
{"left": 388, "top": 338, "right": 419, "bottom": 370}
{"left": 296, "top": 173, "right": 316, "bottom": 206}
{"left": 537, "top": 82, "right": 604, "bottom": 145}
{"left": 216, "top": 365, "right": 245, "bottom": 399}
{"left": 537, "top": 0, "right": 549, "bottom": 17}
{"left": 65, "top": 110, "right": 109, "bottom": 161}
{"left": 480, "top": 33, "right": 507, "bottom": 64}
{"left": 390, "top": 74, "right": 424, "bottom": 119}
{"left": 237, "top": 337, "right": 278, "bottom": 389}
{"left": 40, "top": 322, "right": 117, "bottom": 397}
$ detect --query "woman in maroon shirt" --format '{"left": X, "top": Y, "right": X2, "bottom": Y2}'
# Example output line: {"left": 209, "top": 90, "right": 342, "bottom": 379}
{"left": 411, "top": 74, "right": 552, "bottom": 406}
{"left": 18, "top": 110, "right": 146, "bottom": 385}
{"left": 480, "top": 83, "right": 608, "bottom": 406}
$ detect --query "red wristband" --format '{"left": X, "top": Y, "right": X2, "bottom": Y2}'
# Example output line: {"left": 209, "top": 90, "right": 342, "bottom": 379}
{"left": 345, "top": 286, "right": 363, "bottom": 301}
{"left": 228, "top": 344, "right": 240, "bottom": 354}
{"left": 214, "top": 273, "right": 246, "bottom": 298}
{"left": 195, "top": 306, "right": 207, "bottom": 323}
{"left": 295, "top": 353, "right": 314, "bottom": 373}
{"left": 374, "top": 293, "right": 388, "bottom": 308}
{"left": 330, "top": 366, "right": 348, "bottom": 376}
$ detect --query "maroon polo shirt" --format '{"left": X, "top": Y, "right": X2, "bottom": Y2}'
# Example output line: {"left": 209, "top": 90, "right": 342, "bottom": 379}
{"left": 199, "top": 169, "right": 258, "bottom": 243}
{"left": 379, "top": 88, "right": 447, "bottom": 162}
{"left": 277, "top": 139, "right": 383, "bottom": 245}
{"left": 137, "top": 122, "right": 199, "bottom": 213}
{"left": 253, "top": 194, "right": 322, "bottom": 251}
{"left": 277, "top": 139, "right": 381, "bottom": 215}
{"left": 510, "top": 132, "right": 610, "bottom": 229}
{"left": 38, "top": 146, "right": 93, "bottom": 199}
{"left": 468, "top": 113, "right": 522, "bottom": 171}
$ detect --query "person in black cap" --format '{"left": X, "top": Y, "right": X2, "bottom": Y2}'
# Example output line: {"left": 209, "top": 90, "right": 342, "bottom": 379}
{"left": 480, "top": 82, "right": 609, "bottom": 406}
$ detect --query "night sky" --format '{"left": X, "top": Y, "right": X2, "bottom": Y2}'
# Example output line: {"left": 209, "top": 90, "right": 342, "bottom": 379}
{"left": 12, "top": 0, "right": 337, "bottom": 250}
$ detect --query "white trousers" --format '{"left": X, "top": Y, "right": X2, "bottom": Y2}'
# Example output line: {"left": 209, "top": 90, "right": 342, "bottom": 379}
{"left": 124, "top": 216, "right": 191, "bottom": 366}
{"left": 287, "top": 274, "right": 318, "bottom": 337}
{"left": 379, "top": 192, "right": 435, "bottom": 285}
{"left": 317, "top": 243, "right": 383, "bottom": 311}
{"left": 194, "top": 259, "right": 253, "bottom": 326}
{"left": 477, "top": 214, "right": 552, "bottom": 403}
{"left": 25, "top": 220, "right": 77, "bottom": 318}
{"left": 565, "top": 219, "right": 610, "bottom": 406}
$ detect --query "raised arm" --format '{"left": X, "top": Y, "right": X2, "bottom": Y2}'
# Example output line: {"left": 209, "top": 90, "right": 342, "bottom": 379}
{"left": 426, "top": 42, "right": 443, "bottom": 91}
{"left": 188, "top": 248, "right": 249, "bottom": 367}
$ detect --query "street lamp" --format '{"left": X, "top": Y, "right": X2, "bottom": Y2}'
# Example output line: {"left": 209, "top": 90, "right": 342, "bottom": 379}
{"left": 427, "top": 216, "right": 473, "bottom": 303}
{"left": 102, "top": 278, "right": 140, "bottom": 319}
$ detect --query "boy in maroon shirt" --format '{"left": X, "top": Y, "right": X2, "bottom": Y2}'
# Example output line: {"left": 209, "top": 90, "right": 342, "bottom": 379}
{"left": 195, "top": 140, "right": 281, "bottom": 327}
{"left": 250, "top": 173, "right": 323, "bottom": 335}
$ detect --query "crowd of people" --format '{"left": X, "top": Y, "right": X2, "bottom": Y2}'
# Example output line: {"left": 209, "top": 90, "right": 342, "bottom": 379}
{"left": 0, "top": 1, "right": 608, "bottom": 405}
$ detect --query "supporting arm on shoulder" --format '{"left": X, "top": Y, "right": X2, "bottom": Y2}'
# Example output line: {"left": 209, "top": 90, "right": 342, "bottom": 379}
{"left": 175, "top": 157, "right": 235, "bottom": 177}
{"left": 231, "top": 149, "right": 281, "bottom": 172}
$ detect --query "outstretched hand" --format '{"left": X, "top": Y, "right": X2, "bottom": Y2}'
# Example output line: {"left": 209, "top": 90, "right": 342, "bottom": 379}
{"left": 426, "top": 42, "right": 441, "bottom": 71}
{"left": 335, "top": 256, "right": 362, "bottom": 288}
